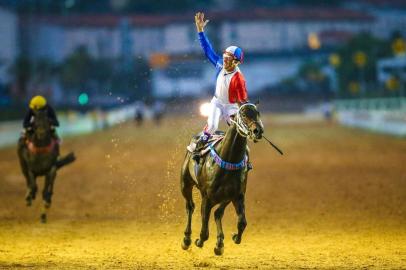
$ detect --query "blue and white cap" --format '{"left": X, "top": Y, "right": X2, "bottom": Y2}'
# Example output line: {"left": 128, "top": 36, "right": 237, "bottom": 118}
{"left": 225, "top": 46, "right": 244, "bottom": 63}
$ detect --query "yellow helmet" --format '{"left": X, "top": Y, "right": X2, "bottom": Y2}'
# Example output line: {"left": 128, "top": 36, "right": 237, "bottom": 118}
{"left": 29, "top": 95, "right": 47, "bottom": 110}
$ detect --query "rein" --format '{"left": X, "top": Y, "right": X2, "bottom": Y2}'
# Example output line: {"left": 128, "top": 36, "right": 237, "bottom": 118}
{"left": 229, "top": 103, "right": 256, "bottom": 139}
{"left": 205, "top": 103, "right": 259, "bottom": 171}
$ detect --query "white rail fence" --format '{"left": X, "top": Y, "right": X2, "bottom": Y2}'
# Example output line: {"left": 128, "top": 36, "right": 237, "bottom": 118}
{"left": 334, "top": 98, "right": 406, "bottom": 136}
{"left": 0, "top": 104, "right": 139, "bottom": 148}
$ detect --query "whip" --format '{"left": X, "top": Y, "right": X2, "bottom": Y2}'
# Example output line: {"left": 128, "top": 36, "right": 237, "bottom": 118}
{"left": 263, "top": 135, "right": 283, "bottom": 155}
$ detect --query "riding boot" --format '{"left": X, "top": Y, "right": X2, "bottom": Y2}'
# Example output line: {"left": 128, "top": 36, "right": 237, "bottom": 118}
{"left": 192, "top": 132, "right": 211, "bottom": 163}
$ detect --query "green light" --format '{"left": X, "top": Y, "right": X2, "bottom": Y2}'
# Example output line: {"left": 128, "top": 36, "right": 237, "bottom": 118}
{"left": 78, "top": 93, "right": 89, "bottom": 105}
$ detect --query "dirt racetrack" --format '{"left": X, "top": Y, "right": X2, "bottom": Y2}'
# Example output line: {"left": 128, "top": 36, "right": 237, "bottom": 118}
{"left": 0, "top": 114, "right": 405, "bottom": 269}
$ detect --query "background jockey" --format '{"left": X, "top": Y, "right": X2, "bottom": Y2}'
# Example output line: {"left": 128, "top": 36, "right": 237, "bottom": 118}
{"left": 193, "top": 12, "right": 248, "bottom": 162}
{"left": 22, "top": 95, "right": 60, "bottom": 140}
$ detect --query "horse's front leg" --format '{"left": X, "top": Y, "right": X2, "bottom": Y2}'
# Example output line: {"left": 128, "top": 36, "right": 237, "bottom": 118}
{"left": 232, "top": 195, "right": 247, "bottom": 244}
{"left": 195, "top": 198, "right": 212, "bottom": 248}
{"left": 214, "top": 201, "right": 229, "bottom": 255}
{"left": 41, "top": 166, "right": 56, "bottom": 223}
{"left": 181, "top": 169, "right": 195, "bottom": 250}
{"left": 18, "top": 151, "right": 37, "bottom": 206}
{"left": 25, "top": 171, "right": 37, "bottom": 206}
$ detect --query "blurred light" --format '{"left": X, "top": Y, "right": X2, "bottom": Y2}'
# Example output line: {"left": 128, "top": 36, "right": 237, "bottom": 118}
{"left": 149, "top": 53, "right": 170, "bottom": 69}
{"left": 392, "top": 38, "right": 406, "bottom": 56}
{"left": 353, "top": 51, "right": 367, "bottom": 68}
{"left": 329, "top": 53, "right": 341, "bottom": 67}
{"left": 78, "top": 93, "right": 89, "bottom": 105}
{"left": 199, "top": 102, "right": 211, "bottom": 117}
{"left": 386, "top": 76, "right": 400, "bottom": 91}
{"left": 349, "top": 81, "right": 360, "bottom": 94}
{"left": 65, "top": 0, "right": 75, "bottom": 8}
{"left": 110, "top": 0, "right": 129, "bottom": 11}
{"left": 308, "top": 33, "right": 321, "bottom": 50}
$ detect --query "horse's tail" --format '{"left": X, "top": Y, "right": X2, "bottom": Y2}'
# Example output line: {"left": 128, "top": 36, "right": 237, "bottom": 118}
{"left": 56, "top": 152, "right": 76, "bottom": 169}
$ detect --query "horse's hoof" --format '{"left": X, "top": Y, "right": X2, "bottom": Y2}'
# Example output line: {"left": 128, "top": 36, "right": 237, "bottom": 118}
{"left": 232, "top": 234, "right": 241, "bottom": 244}
{"left": 195, "top": 239, "right": 204, "bottom": 248}
{"left": 40, "top": 214, "right": 47, "bottom": 224}
{"left": 44, "top": 201, "right": 51, "bottom": 209}
{"left": 182, "top": 238, "right": 191, "bottom": 250}
{"left": 25, "top": 192, "right": 33, "bottom": 206}
{"left": 214, "top": 246, "right": 224, "bottom": 256}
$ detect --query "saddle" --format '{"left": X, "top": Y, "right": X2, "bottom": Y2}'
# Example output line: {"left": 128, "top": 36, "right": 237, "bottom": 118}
{"left": 187, "top": 134, "right": 225, "bottom": 156}
{"left": 186, "top": 133, "right": 250, "bottom": 158}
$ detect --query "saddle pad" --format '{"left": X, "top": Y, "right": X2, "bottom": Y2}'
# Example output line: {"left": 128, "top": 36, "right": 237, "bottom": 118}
{"left": 26, "top": 138, "right": 58, "bottom": 154}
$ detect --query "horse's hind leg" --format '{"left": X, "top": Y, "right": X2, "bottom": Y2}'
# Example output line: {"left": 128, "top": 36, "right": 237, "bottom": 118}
{"left": 195, "top": 197, "right": 212, "bottom": 248}
{"left": 41, "top": 166, "right": 57, "bottom": 223}
{"left": 214, "top": 201, "right": 230, "bottom": 255}
{"left": 181, "top": 167, "right": 195, "bottom": 250}
{"left": 232, "top": 195, "right": 247, "bottom": 244}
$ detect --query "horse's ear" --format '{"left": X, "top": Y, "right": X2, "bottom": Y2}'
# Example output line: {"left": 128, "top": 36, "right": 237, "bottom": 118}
{"left": 255, "top": 99, "right": 260, "bottom": 106}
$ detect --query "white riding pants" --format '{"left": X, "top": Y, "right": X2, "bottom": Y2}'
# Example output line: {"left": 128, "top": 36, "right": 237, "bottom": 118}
{"left": 204, "top": 97, "right": 238, "bottom": 134}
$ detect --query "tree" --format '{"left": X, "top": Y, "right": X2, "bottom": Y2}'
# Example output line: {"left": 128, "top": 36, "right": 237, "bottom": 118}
{"left": 334, "top": 33, "right": 392, "bottom": 98}
{"left": 297, "top": 60, "right": 329, "bottom": 94}
{"left": 60, "top": 46, "right": 93, "bottom": 90}
{"left": 110, "top": 56, "right": 151, "bottom": 101}
{"left": 9, "top": 57, "right": 32, "bottom": 99}
{"left": 32, "top": 59, "right": 57, "bottom": 86}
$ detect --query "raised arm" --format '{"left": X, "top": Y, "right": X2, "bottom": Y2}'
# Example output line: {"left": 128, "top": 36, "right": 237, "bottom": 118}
{"left": 195, "top": 12, "right": 220, "bottom": 67}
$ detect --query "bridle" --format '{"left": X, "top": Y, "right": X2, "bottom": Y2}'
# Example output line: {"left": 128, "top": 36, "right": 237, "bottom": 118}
{"left": 229, "top": 103, "right": 260, "bottom": 141}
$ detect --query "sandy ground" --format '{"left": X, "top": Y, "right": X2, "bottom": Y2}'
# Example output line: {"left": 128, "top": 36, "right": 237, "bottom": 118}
{"left": 0, "top": 114, "right": 405, "bottom": 269}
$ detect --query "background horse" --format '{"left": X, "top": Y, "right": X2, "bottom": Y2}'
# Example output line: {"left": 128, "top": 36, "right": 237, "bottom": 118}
{"left": 17, "top": 109, "right": 75, "bottom": 223}
{"left": 181, "top": 103, "right": 264, "bottom": 255}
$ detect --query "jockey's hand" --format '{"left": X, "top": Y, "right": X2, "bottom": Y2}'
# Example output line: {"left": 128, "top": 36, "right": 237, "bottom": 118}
{"left": 22, "top": 127, "right": 32, "bottom": 137}
{"left": 195, "top": 12, "right": 209, "bottom": 33}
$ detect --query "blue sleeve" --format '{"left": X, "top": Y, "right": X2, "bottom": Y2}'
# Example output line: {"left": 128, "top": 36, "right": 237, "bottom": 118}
{"left": 198, "top": 32, "right": 220, "bottom": 67}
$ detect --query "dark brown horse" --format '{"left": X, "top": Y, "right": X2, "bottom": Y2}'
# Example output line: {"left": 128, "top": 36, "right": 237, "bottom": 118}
{"left": 17, "top": 109, "right": 75, "bottom": 223}
{"left": 181, "top": 103, "right": 264, "bottom": 255}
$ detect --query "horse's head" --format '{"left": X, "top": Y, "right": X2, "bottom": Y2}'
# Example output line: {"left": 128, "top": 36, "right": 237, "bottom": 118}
{"left": 32, "top": 109, "right": 51, "bottom": 142}
{"left": 234, "top": 103, "right": 264, "bottom": 142}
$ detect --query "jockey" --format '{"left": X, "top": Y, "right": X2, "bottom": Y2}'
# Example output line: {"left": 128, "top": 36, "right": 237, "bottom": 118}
{"left": 22, "top": 95, "right": 60, "bottom": 139}
{"left": 193, "top": 12, "right": 248, "bottom": 162}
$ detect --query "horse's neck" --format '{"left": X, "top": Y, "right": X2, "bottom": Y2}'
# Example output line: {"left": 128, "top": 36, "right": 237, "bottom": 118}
{"left": 219, "top": 124, "right": 247, "bottom": 163}
{"left": 32, "top": 123, "right": 52, "bottom": 146}
{"left": 32, "top": 134, "right": 51, "bottom": 147}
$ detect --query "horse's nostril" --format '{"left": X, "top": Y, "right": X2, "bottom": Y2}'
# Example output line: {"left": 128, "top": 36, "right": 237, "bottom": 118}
{"left": 253, "top": 129, "right": 259, "bottom": 134}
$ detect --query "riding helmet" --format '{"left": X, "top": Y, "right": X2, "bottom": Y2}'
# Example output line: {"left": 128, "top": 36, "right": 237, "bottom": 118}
{"left": 29, "top": 95, "right": 47, "bottom": 110}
